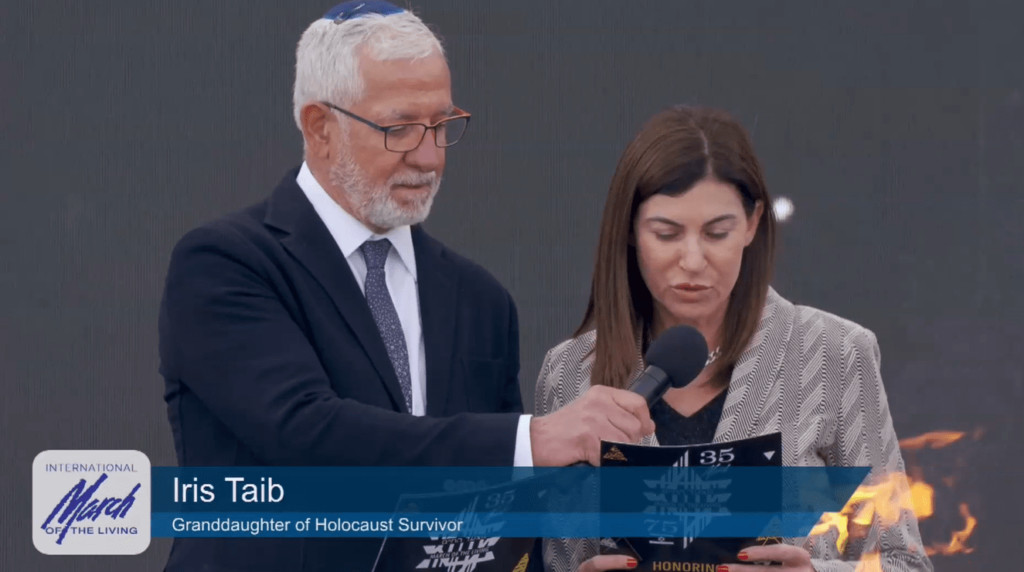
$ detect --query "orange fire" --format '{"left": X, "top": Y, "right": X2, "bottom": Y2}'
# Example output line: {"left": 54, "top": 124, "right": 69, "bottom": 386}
{"left": 808, "top": 430, "right": 978, "bottom": 565}
{"left": 928, "top": 503, "right": 977, "bottom": 557}
{"left": 899, "top": 431, "right": 964, "bottom": 451}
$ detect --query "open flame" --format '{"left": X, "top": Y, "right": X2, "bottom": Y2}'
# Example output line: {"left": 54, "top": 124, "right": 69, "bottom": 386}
{"left": 808, "top": 430, "right": 979, "bottom": 567}
{"left": 900, "top": 430, "right": 965, "bottom": 451}
{"left": 920, "top": 502, "right": 977, "bottom": 558}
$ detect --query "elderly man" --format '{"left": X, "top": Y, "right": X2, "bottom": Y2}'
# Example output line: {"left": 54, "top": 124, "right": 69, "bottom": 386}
{"left": 158, "top": 1, "right": 652, "bottom": 570}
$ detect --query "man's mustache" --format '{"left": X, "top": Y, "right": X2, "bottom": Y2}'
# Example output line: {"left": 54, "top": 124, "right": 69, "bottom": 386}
{"left": 389, "top": 172, "right": 438, "bottom": 188}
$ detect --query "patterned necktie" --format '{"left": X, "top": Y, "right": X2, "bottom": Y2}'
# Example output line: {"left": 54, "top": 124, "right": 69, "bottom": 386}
{"left": 360, "top": 239, "right": 413, "bottom": 411}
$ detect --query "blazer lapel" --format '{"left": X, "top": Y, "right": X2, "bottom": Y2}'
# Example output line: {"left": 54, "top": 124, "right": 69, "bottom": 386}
{"left": 412, "top": 227, "right": 460, "bottom": 416}
{"left": 263, "top": 171, "right": 409, "bottom": 413}
{"left": 713, "top": 287, "right": 796, "bottom": 443}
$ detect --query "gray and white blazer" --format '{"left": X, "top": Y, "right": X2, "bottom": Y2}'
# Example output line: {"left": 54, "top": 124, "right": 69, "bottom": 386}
{"left": 534, "top": 288, "right": 933, "bottom": 572}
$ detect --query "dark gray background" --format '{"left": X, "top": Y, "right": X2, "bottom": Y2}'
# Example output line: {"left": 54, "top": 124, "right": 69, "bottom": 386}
{"left": 3, "top": 1, "right": 1021, "bottom": 570}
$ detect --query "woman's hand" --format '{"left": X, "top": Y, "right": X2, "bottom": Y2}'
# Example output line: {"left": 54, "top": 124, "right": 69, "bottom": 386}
{"left": 577, "top": 554, "right": 638, "bottom": 571}
{"left": 720, "top": 545, "right": 814, "bottom": 571}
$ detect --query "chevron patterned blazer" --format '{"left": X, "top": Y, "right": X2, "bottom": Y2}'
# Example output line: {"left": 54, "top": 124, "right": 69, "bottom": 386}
{"left": 534, "top": 288, "right": 933, "bottom": 572}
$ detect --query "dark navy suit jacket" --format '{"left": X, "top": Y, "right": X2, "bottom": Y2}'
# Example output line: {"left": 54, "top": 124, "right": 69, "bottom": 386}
{"left": 159, "top": 169, "right": 525, "bottom": 571}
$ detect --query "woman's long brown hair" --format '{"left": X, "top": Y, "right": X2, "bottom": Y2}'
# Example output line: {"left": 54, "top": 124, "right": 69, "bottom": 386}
{"left": 576, "top": 105, "right": 776, "bottom": 389}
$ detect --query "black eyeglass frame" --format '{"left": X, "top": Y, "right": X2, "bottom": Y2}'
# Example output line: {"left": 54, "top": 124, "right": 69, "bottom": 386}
{"left": 321, "top": 102, "right": 472, "bottom": 152}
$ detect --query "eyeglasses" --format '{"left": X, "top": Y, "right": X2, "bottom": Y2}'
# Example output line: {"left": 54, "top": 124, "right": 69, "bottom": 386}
{"left": 322, "top": 102, "right": 471, "bottom": 152}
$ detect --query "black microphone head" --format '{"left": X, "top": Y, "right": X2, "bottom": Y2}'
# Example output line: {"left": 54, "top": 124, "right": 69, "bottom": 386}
{"left": 644, "top": 325, "right": 709, "bottom": 389}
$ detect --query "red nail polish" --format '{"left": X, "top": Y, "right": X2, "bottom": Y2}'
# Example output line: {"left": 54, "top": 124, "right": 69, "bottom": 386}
{"left": 738, "top": 551, "right": 749, "bottom": 561}
{"left": 626, "top": 557, "right": 638, "bottom": 569}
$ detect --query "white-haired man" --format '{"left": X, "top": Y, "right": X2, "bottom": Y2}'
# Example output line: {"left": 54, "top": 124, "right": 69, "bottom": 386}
{"left": 159, "top": 2, "right": 653, "bottom": 570}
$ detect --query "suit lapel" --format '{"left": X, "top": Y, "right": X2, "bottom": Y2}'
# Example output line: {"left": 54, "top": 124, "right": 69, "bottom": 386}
{"left": 413, "top": 227, "right": 460, "bottom": 416}
{"left": 713, "top": 288, "right": 795, "bottom": 443}
{"left": 263, "top": 171, "right": 409, "bottom": 412}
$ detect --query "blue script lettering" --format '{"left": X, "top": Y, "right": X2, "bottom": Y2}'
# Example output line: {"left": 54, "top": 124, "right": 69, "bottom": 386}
{"left": 41, "top": 473, "right": 140, "bottom": 545}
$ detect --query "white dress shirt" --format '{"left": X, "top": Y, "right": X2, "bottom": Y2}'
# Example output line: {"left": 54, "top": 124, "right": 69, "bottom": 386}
{"left": 295, "top": 163, "right": 533, "bottom": 466}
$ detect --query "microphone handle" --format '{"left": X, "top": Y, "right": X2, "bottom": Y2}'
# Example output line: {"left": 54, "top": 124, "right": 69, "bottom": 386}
{"left": 627, "top": 365, "right": 671, "bottom": 407}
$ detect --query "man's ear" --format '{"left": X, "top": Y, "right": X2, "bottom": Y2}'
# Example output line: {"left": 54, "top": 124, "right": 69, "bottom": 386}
{"left": 300, "top": 103, "right": 334, "bottom": 160}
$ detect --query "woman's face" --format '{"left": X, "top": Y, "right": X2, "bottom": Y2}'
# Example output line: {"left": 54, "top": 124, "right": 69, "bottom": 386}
{"left": 634, "top": 177, "right": 763, "bottom": 337}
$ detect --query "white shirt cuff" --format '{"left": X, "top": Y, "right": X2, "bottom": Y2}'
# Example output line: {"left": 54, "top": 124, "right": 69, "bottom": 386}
{"left": 513, "top": 414, "right": 534, "bottom": 467}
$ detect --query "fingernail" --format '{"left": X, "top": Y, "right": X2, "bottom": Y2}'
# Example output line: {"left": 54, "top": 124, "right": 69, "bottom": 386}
{"left": 626, "top": 558, "right": 638, "bottom": 569}
{"left": 738, "top": 551, "right": 749, "bottom": 561}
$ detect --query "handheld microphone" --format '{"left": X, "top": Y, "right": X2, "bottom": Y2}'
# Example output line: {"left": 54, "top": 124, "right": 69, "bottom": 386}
{"left": 566, "top": 325, "right": 710, "bottom": 467}
{"left": 628, "top": 325, "right": 709, "bottom": 406}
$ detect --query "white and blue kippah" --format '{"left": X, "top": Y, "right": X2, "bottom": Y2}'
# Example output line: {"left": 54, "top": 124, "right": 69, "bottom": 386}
{"left": 323, "top": 1, "right": 406, "bottom": 24}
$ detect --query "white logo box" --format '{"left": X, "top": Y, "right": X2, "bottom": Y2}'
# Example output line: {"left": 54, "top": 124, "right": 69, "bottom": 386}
{"left": 33, "top": 450, "right": 151, "bottom": 555}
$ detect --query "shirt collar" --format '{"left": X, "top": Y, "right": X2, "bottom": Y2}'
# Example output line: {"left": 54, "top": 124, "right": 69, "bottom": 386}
{"left": 295, "top": 162, "right": 417, "bottom": 279}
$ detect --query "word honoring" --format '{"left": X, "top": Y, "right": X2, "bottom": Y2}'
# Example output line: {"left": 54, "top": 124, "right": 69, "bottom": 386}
{"left": 41, "top": 473, "right": 140, "bottom": 545}
{"left": 173, "top": 476, "right": 284, "bottom": 503}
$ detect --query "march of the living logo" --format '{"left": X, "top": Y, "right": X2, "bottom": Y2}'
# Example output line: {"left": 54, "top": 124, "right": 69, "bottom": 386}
{"left": 41, "top": 465, "right": 141, "bottom": 545}
{"left": 34, "top": 450, "right": 151, "bottom": 555}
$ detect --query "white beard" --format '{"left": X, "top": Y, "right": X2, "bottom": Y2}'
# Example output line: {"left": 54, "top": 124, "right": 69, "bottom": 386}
{"left": 328, "top": 147, "right": 440, "bottom": 230}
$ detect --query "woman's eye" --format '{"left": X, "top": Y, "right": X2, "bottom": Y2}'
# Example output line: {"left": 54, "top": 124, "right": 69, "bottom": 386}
{"left": 706, "top": 231, "right": 729, "bottom": 240}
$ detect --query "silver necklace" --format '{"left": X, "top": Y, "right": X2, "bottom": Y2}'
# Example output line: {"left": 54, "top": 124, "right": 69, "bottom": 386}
{"left": 705, "top": 346, "right": 722, "bottom": 367}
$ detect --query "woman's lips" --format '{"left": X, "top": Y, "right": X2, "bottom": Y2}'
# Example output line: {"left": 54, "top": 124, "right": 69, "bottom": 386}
{"left": 673, "top": 283, "right": 710, "bottom": 292}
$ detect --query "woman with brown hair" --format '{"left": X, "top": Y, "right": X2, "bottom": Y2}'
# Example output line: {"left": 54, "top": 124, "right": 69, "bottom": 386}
{"left": 535, "top": 106, "right": 932, "bottom": 572}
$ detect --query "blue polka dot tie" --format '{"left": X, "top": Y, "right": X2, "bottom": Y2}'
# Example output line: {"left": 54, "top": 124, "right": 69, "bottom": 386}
{"left": 360, "top": 239, "right": 413, "bottom": 411}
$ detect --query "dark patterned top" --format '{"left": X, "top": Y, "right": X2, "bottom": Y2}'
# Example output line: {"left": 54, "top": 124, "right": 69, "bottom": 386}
{"left": 651, "top": 388, "right": 727, "bottom": 446}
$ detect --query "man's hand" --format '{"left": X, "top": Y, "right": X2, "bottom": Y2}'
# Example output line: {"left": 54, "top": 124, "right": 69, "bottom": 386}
{"left": 531, "top": 385, "right": 655, "bottom": 466}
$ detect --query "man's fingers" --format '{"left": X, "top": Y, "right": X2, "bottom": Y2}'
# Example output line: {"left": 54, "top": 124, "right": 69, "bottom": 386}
{"left": 605, "top": 406, "right": 645, "bottom": 442}
{"left": 608, "top": 388, "right": 656, "bottom": 435}
{"left": 588, "top": 394, "right": 648, "bottom": 443}
{"left": 608, "top": 386, "right": 648, "bottom": 413}
{"left": 531, "top": 386, "right": 658, "bottom": 466}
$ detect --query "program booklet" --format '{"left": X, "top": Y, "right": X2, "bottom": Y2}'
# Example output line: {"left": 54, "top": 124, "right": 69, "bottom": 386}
{"left": 598, "top": 432, "right": 784, "bottom": 570}
{"left": 370, "top": 473, "right": 542, "bottom": 572}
